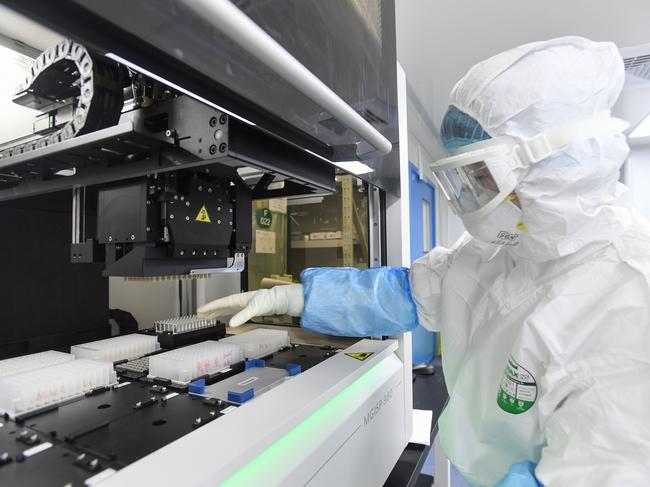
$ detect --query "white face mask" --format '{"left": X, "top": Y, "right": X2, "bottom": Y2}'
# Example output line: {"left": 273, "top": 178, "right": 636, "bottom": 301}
{"left": 461, "top": 200, "right": 525, "bottom": 246}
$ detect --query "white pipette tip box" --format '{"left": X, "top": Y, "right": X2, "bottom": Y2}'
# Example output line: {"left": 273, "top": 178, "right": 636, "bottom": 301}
{"left": 0, "top": 359, "right": 117, "bottom": 417}
{"left": 220, "top": 328, "right": 290, "bottom": 359}
{"left": 148, "top": 340, "right": 243, "bottom": 384}
{"left": 71, "top": 334, "right": 160, "bottom": 363}
{"left": 0, "top": 350, "right": 74, "bottom": 378}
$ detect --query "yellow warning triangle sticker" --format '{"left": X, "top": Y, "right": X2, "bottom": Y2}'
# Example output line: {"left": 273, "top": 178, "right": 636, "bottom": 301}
{"left": 345, "top": 352, "right": 373, "bottom": 361}
{"left": 195, "top": 205, "right": 211, "bottom": 223}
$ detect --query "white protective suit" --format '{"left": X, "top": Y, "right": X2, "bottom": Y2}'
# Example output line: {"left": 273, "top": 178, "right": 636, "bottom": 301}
{"left": 410, "top": 37, "right": 650, "bottom": 486}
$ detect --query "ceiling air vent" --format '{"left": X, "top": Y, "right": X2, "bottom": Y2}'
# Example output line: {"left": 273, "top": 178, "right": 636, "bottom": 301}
{"left": 624, "top": 54, "right": 650, "bottom": 81}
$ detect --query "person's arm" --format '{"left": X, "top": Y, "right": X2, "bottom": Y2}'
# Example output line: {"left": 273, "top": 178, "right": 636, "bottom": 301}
{"left": 525, "top": 271, "right": 650, "bottom": 487}
{"left": 409, "top": 246, "right": 455, "bottom": 332}
{"left": 198, "top": 241, "right": 458, "bottom": 336}
{"left": 299, "top": 266, "right": 417, "bottom": 336}
{"left": 535, "top": 354, "right": 650, "bottom": 486}
{"left": 300, "top": 241, "right": 462, "bottom": 336}
{"left": 198, "top": 266, "right": 422, "bottom": 336}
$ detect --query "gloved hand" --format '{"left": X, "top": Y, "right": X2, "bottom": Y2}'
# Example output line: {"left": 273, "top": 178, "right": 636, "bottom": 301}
{"left": 494, "top": 461, "right": 542, "bottom": 487}
{"left": 197, "top": 284, "right": 304, "bottom": 327}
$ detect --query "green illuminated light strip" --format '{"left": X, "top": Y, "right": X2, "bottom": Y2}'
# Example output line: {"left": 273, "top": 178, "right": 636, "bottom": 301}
{"left": 219, "top": 358, "right": 392, "bottom": 486}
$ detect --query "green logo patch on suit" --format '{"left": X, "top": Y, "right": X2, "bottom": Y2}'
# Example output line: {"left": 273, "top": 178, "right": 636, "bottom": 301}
{"left": 497, "top": 356, "right": 537, "bottom": 414}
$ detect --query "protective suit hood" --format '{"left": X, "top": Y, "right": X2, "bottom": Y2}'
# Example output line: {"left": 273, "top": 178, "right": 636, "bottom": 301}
{"left": 448, "top": 36, "right": 632, "bottom": 262}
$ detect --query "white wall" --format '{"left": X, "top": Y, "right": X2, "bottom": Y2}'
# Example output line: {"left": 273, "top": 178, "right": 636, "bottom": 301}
{"left": 0, "top": 5, "right": 63, "bottom": 51}
{"left": 0, "top": 6, "right": 67, "bottom": 141}
{"left": 405, "top": 81, "right": 464, "bottom": 247}
{"left": 0, "top": 45, "right": 36, "bottom": 142}
{"left": 628, "top": 140, "right": 650, "bottom": 220}
{"left": 614, "top": 75, "right": 650, "bottom": 133}
{"left": 397, "top": 0, "right": 650, "bottom": 132}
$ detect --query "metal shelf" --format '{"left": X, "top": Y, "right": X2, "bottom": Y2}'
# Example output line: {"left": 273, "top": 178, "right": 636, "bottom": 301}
{"left": 290, "top": 239, "right": 360, "bottom": 249}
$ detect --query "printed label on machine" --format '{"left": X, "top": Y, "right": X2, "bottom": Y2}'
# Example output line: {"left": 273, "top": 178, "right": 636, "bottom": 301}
{"left": 195, "top": 205, "right": 211, "bottom": 223}
{"left": 268, "top": 198, "right": 287, "bottom": 214}
{"left": 237, "top": 376, "right": 258, "bottom": 386}
{"left": 345, "top": 352, "right": 374, "bottom": 361}
{"left": 255, "top": 230, "right": 276, "bottom": 254}
{"left": 256, "top": 208, "right": 273, "bottom": 227}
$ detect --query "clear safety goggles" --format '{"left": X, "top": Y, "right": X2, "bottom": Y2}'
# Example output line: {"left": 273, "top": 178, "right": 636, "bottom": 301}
{"left": 431, "top": 138, "right": 521, "bottom": 217}
{"left": 431, "top": 116, "right": 630, "bottom": 217}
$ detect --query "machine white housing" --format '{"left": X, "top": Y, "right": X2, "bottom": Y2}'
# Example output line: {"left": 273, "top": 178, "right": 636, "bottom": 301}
{"left": 102, "top": 339, "right": 409, "bottom": 486}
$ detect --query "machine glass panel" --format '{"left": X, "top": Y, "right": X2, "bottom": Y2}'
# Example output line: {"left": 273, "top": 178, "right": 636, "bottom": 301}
{"left": 247, "top": 175, "right": 370, "bottom": 326}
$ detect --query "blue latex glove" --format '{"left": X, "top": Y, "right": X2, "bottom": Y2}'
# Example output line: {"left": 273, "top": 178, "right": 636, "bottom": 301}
{"left": 300, "top": 267, "right": 418, "bottom": 337}
{"left": 494, "top": 461, "right": 542, "bottom": 487}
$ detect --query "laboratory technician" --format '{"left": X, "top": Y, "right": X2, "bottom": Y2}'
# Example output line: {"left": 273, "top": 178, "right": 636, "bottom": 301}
{"left": 200, "top": 37, "right": 650, "bottom": 486}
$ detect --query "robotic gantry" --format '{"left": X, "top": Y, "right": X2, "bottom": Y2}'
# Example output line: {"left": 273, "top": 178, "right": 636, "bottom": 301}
{"left": 0, "top": 38, "right": 334, "bottom": 279}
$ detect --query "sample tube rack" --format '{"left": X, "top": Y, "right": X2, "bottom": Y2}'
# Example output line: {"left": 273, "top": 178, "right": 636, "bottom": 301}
{"left": 0, "top": 359, "right": 117, "bottom": 416}
{"left": 148, "top": 340, "right": 243, "bottom": 384}
{"left": 71, "top": 334, "right": 160, "bottom": 362}
{"left": 0, "top": 350, "right": 74, "bottom": 378}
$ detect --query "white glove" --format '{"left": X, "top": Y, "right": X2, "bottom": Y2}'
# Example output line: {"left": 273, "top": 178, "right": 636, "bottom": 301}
{"left": 197, "top": 284, "right": 304, "bottom": 327}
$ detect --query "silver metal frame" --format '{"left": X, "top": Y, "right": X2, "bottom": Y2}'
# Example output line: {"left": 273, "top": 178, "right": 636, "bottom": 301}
{"left": 368, "top": 185, "right": 383, "bottom": 268}
{"left": 179, "top": 253, "right": 246, "bottom": 315}
{"left": 0, "top": 32, "right": 40, "bottom": 58}
{"left": 189, "top": 252, "right": 246, "bottom": 275}
{"left": 71, "top": 186, "right": 85, "bottom": 244}
{"left": 179, "top": 279, "right": 196, "bottom": 316}
{"left": 179, "top": 0, "right": 392, "bottom": 158}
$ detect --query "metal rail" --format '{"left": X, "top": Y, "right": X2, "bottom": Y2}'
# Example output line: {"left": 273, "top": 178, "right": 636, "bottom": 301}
{"left": 180, "top": 0, "right": 393, "bottom": 158}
